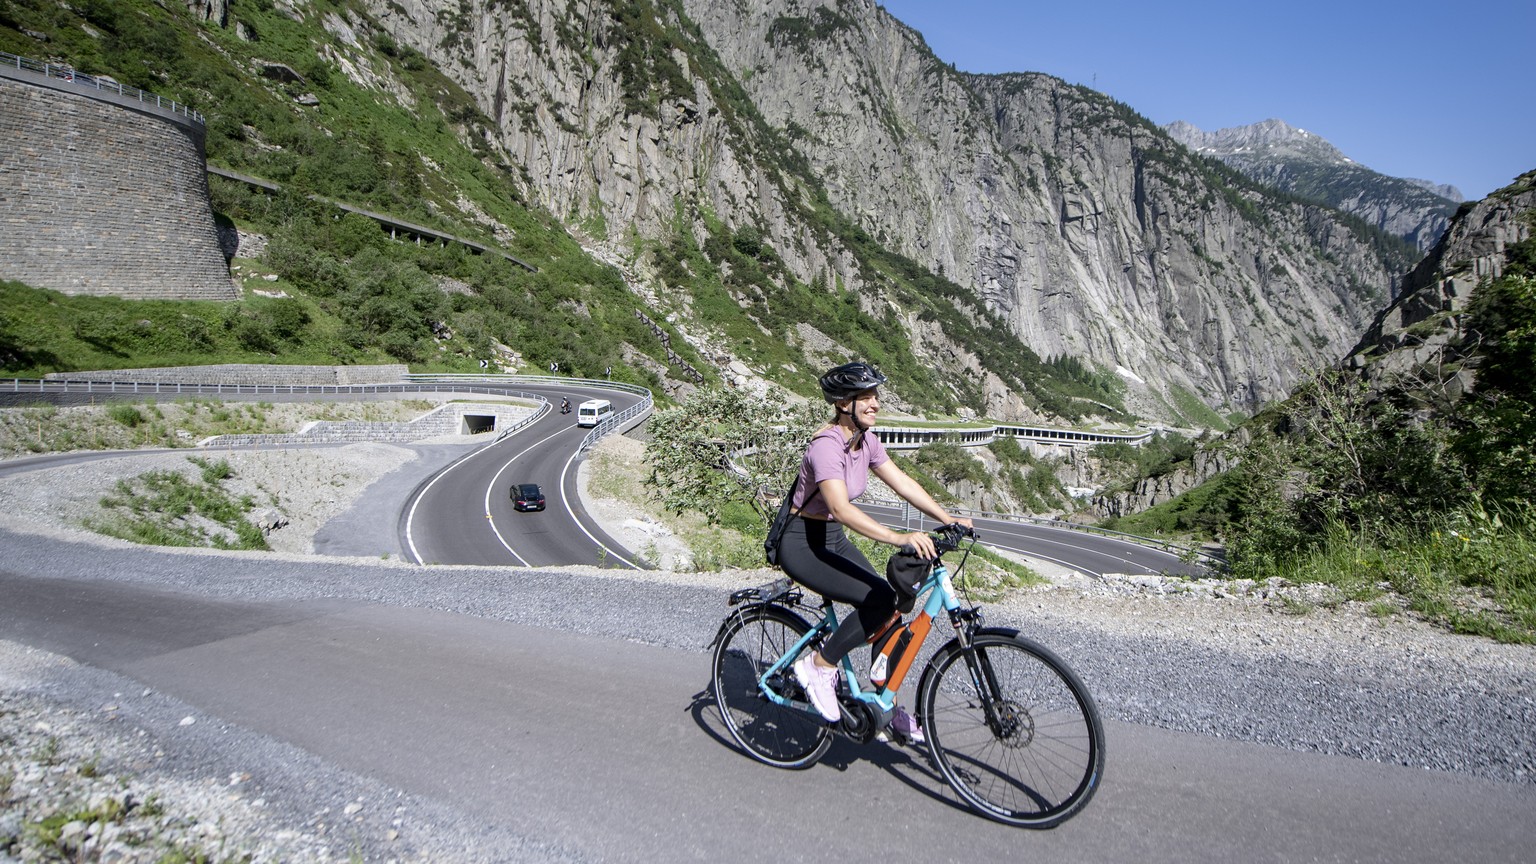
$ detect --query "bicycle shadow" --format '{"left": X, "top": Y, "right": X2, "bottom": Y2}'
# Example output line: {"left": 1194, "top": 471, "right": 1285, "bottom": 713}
{"left": 686, "top": 684, "right": 976, "bottom": 818}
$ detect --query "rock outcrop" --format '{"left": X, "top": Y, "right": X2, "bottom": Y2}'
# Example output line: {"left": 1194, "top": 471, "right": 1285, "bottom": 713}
{"left": 1090, "top": 437, "right": 1241, "bottom": 520}
{"left": 1344, "top": 170, "right": 1536, "bottom": 385}
{"left": 185, "top": 0, "right": 229, "bottom": 27}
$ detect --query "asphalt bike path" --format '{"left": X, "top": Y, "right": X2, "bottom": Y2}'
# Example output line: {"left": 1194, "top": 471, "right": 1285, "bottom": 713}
{"left": 2, "top": 564, "right": 1531, "bottom": 863}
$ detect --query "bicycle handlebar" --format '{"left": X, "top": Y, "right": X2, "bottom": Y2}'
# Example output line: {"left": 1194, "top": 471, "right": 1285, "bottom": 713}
{"left": 898, "top": 522, "right": 976, "bottom": 557}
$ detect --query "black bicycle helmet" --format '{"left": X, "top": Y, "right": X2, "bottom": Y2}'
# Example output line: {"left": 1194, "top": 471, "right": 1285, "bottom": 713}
{"left": 819, "top": 361, "right": 887, "bottom": 403}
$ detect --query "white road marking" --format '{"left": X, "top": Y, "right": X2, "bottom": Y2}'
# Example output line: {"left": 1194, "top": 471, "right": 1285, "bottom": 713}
{"left": 482, "top": 424, "right": 579, "bottom": 566}
{"left": 558, "top": 446, "right": 641, "bottom": 570}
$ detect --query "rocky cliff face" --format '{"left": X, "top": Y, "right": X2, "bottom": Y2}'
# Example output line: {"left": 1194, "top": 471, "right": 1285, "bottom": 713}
{"left": 1344, "top": 170, "right": 1536, "bottom": 387}
{"left": 358, "top": 0, "right": 895, "bottom": 392}
{"left": 352, "top": 0, "right": 1398, "bottom": 421}
{"left": 683, "top": 1, "right": 1394, "bottom": 415}
{"left": 1166, "top": 118, "right": 1459, "bottom": 254}
{"left": 1095, "top": 173, "right": 1535, "bottom": 519}
{"left": 363, "top": 1, "right": 772, "bottom": 252}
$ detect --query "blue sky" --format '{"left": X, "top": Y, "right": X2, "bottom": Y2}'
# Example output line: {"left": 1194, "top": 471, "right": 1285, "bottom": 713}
{"left": 879, "top": 0, "right": 1533, "bottom": 201}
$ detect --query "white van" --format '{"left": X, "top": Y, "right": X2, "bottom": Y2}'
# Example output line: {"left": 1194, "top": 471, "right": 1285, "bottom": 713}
{"left": 576, "top": 399, "right": 614, "bottom": 427}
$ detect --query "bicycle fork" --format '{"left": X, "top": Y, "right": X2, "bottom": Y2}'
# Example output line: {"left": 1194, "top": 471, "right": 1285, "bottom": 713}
{"left": 946, "top": 610, "right": 1024, "bottom": 741}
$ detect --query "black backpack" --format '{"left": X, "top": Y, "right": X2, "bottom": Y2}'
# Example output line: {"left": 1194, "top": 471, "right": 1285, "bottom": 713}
{"left": 763, "top": 476, "right": 817, "bottom": 566}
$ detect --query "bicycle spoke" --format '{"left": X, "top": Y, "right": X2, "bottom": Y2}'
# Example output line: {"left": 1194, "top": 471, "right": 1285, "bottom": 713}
{"left": 920, "top": 633, "right": 1104, "bottom": 827}
{"left": 711, "top": 606, "right": 831, "bottom": 769}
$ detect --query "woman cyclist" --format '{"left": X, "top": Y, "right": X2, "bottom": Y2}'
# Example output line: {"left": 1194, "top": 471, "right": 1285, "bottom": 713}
{"left": 780, "top": 361, "right": 973, "bottom": 740}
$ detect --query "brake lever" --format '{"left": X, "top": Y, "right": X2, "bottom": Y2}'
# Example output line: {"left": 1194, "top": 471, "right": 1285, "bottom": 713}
{"left": 939, "top": 521, "right": 975, "bottom": 541}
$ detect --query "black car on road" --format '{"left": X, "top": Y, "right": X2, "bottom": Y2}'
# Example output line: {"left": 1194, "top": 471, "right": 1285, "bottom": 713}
{"left": 511, "top": 483, "right": 545, "bottom": 511}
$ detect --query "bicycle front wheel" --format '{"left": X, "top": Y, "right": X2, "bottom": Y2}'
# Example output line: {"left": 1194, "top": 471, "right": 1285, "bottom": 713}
{"left": 711, "top": 605, "right": 832, "bottom": 769}
{"left": 918, "top": 631, "right": 1105, "bottom": 827}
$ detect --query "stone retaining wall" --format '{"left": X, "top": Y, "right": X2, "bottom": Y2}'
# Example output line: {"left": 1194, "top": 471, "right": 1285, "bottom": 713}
{"left": 201, "top": 402, "right": 533, "bottom": 447}
{"left": 0, "top": 73, "right": 234, "bottom": 300}
{"left": 43, "top": 364, "right": 411, "bottom": 386}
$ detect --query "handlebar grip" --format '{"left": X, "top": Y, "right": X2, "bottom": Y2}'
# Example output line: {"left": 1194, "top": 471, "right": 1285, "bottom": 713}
{"left": 933, "top": 522, "right": 975, "bottom": 553}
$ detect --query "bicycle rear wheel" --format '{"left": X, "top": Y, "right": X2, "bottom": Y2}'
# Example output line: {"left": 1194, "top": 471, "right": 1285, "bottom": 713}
{"left": 711, "top": 604, "right": 832, "bottom": 769}
{"left": 918, "top": 631, "right": 1104, "bottom": 827}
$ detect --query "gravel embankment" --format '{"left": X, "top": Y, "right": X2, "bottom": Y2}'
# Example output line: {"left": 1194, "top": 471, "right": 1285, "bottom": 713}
{"left": 2, "top": 431, "right": 1533, "bottom": 861}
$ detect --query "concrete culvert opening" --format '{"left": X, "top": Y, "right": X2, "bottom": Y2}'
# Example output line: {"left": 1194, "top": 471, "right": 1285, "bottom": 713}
{"left": 461, "top": 413, "right": 495, "bottom": 434}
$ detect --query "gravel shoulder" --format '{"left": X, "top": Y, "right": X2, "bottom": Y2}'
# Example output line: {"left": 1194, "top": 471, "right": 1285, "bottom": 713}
{"left": 2, "top": 422, "right": 1534, "bottom": 861}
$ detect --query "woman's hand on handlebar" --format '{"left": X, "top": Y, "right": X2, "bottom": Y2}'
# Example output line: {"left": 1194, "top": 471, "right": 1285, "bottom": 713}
{"left": 895, "top": 530, "right": 939, "bottom": 559}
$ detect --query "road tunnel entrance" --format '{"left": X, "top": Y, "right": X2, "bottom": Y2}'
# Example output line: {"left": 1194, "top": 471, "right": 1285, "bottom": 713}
{"left": 460, "top": 413, "right": 495, "bottom": 435}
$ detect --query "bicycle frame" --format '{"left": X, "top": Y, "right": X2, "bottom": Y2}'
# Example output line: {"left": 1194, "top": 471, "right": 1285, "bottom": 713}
{"left": 757, "top": 554, "right": 966, "bottom": 719}
{"left": 714, "top": 528, "right": 1106, "bottom": 826}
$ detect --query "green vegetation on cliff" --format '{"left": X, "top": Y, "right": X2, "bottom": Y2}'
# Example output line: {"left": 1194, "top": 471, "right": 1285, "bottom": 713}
{"left": 1103, "top": 200, "right": 1536, "bottom": 642}
{"left": 0, "top": 0, "right": 1122, "bottom": 419}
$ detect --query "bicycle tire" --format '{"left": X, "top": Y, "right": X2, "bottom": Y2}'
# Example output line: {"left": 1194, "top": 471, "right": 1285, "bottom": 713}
{"left": 711, "top": 604, "right": 833, "bottom": 769}
{"left": 918, "top": 630, "right": 1105, "bottom": 827}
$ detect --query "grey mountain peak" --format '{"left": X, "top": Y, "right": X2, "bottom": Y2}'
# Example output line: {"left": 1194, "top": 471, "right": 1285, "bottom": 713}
{"left": 1404, "top": 178, "right": 1465, "bottom": 203}
{"left": 1165, "top": 118, "right": 1460, "bottom": 251}
{"left": 1166, "top": 118, "right": 1353, "bottom": 166}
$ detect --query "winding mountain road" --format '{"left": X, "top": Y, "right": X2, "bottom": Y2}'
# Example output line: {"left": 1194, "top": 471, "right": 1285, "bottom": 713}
{"left": 0, "top": 375, "right": 1199, "bottom": 576}
{"left": 399, "top": 385, "right": 648, "bottom": 569}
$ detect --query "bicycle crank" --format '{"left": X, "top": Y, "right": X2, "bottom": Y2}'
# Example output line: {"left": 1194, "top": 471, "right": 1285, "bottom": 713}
{"left": 835, "top": 697, "right": 882, "bottom": 744}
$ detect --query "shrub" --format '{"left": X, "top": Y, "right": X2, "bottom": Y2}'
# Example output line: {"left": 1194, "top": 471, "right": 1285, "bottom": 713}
{"left": 107, "top": 404, "right": 143, "bottom": 428}
{"left": 912, "top": 441, "right": 987, "bottom": 487}
{"left": 91, "top": 460, "right": 268, "bottom": 551}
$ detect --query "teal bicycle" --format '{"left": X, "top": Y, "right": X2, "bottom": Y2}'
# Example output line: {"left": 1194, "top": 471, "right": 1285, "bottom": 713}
{"left": 710, "top": 524, "right": 1104, "bottom": 828}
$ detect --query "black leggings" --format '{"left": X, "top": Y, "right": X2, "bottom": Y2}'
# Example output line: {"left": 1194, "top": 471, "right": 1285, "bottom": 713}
{"left": 778, "top": 516, "right": 898, "bottom": 664}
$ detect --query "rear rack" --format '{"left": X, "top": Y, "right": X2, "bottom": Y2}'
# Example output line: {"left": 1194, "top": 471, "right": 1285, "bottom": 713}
{"left": 728, "top": 577, "right": 800, "bottom": 606}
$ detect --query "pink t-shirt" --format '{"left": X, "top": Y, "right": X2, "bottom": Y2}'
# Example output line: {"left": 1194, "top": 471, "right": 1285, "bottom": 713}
{"left": 792, "top": 427, "right": 889, "bottom": 519}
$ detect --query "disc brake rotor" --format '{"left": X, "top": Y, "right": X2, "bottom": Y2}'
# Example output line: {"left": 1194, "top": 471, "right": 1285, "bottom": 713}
{"left": 990, "top": 699, "right": 1035, "bottom": 749}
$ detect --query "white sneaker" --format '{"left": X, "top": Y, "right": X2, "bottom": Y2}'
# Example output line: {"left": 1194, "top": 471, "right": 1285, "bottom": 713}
{"left": 792, "top": 654, "right": 841, "bottom": 722}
